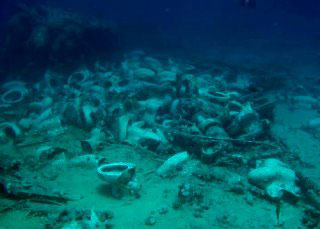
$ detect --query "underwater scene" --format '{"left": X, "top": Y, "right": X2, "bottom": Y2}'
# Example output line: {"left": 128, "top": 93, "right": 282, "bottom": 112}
{"left": 0, "top": 0, "right": 320, "bottom": 228}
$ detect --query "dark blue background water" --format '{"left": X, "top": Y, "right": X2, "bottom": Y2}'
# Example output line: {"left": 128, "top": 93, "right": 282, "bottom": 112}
{"left": 0, "top": 0, "right": 320, "bottom": 73}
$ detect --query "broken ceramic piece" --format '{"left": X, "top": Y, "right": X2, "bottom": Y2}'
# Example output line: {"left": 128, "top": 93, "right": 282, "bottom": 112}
{"left": 248, "top": 158, "right": 300, "bottom": 199}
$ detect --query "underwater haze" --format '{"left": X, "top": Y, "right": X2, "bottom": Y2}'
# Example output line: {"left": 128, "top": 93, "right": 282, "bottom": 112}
{"left": 0, "top": 0, "right": 320, "bottom": 228}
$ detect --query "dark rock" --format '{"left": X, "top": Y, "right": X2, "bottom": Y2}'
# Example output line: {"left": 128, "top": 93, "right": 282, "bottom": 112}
{"left": 200, "top": 203, "right": 210, "bottom": 210}
{"left": 302, "top": 206, "right": 320, "bottom": 228}
{"left": 57, "top": 209, "right": 73, "bottom": 223}
{"left": 145, "top": 215, "right": 156, "bottom": 226}
{"left": 172, "top": 199, "right": 183, "bottom": 210}
{"left": 158, "top": 206, "right": 169, "bottom": 215}
{"left": 96, "top": 210, "right": 114, "bottom": 222}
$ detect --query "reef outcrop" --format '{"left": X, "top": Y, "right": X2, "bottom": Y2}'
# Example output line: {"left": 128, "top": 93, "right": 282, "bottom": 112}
{"left": 0, "top": 4, "right": 119, "bottom": 79}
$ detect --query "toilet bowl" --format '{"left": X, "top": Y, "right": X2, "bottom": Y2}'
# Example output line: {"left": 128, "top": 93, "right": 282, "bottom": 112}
{"left": 97, "top": 163, "right": 136, "bottom": 185}
{"left": 1, "top": 81, "right": 28, "bottom": 104}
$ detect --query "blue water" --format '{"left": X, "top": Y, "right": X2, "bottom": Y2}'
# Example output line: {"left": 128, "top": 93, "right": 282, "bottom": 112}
{"left": 1, "top": 0, "right": 319, "bottom": 70}
{"left": 0, "top": 1, "right": 320, "bottom": 228}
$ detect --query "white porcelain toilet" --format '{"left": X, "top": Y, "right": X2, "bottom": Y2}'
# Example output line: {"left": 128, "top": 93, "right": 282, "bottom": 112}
{"left": 97, "top": 163, "right": 136, "bottom": 185}
{"left": 97, "top": 162, "right": 139, "bottom": 198}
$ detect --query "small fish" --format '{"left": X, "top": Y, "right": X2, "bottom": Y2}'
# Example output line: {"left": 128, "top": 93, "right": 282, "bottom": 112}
{"left": 240, "top": 0, "right": 256, "bottom": 9}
